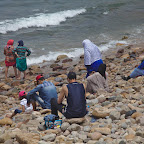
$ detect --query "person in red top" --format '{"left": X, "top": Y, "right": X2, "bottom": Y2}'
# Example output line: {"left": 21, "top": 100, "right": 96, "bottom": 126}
{"left": 4, "top": 39, "right": 17, "bottom": 79}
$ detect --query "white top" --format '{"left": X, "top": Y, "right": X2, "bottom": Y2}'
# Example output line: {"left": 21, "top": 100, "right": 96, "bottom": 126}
{"left": 20, "top": 98, "right": 33, "bottom": 112}
{"left": 83, "top": 39, "right": 102, "bottom": 65}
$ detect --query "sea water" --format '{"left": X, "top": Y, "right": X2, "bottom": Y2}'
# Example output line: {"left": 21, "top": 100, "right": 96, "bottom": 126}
{"left": 0, "top": 0, "right": 144, "bottom": 65}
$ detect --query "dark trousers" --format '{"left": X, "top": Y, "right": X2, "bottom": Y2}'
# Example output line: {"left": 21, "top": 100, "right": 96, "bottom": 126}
{"left": 51, "top": 98, "right": 66, "bottom": 116}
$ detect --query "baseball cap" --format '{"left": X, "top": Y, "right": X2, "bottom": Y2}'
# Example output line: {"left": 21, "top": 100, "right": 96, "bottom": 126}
{"left": 36, "top": 74, "right": 44, "bottom": 81}
{"left": 19, "top": 91, "right": 26, "bottom": 98}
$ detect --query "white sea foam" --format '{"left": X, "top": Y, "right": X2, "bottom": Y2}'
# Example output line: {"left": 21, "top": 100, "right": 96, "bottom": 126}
{"left": 27, "top": 40, "right": 128, "bottom": 65}
{"left": 103, "top": 11, "right": 109, "bottom": 15}
{"left": 0, "top": 8, "right": 86, "bottom": 34}
{"left": 99, "top": 40, "right": 128, "bottom": 51}
{"left": 27, "top": 48, "right": 84, "bottom": 65}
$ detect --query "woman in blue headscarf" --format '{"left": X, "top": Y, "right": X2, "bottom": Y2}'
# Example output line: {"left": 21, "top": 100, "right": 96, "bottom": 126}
{"left": 13, "top": 40, "right": 31, "bottom": 79}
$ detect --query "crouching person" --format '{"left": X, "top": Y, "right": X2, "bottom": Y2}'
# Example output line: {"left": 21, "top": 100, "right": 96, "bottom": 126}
{"left": 27, "top": 74, "right": 57, "bottom": 110}
{"left": 51, "top": 72, "right": 87, "bottom": 119}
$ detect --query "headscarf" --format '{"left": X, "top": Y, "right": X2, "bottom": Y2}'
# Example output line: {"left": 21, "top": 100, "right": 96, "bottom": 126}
{"left": 98, "top": 63, "right": 106, "bottom": 79}
{"left": 7, "top": 39, "right": 14, "bottom": 46}
{"left": 18, "top": 40, "right": 24, "bottom": 46}
{"left": 82, "top": 39, "right": 102, "bottom": 65}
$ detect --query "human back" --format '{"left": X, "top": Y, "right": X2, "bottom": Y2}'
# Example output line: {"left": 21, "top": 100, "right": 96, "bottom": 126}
{"left": 65, "top": 81, "right": 86, "bottom": 118}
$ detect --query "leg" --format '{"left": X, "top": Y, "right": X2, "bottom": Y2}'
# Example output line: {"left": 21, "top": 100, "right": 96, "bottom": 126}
{"left": 7, "top": 109, "right": 22, "bottom": 119}
{"left": 23, "top": 71, "right": 26, "bottom": 79}
{"left": 5, "top": 66, "right": 9, "bottom": 79}
{"left": 31, "top": 100, "right": 37, "bottom": 111}
{"left": 17, "top": 70, "right": 21, "bottom": 79}
{"left": 51, "top": 98, "right": 65, "bottom": 116}
{"left": 27, "top": 93, "right": 47, "bottom": 109}
{"left": 13, "top": 66, "right": 17, "bottom": 78}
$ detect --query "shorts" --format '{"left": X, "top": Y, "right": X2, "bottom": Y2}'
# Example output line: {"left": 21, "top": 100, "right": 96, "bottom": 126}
{"left": 14, "top": 109, "right": 22, "bottom": 114}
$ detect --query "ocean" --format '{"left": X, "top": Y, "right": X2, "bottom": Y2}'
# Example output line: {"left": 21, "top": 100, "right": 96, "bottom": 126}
{"left": 0, "top": 0, "right": 144, "bottom": 65}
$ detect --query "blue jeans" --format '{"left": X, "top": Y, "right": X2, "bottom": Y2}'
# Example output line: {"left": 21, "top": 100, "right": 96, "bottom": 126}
{"left": 27, "top": 93, "right": 48, "bottom": 109}
{"left": 130, "top": 67, "right": 144, "bottom": 78}
{"left": 14, "top": 109, "right": 22, "bottom": 114}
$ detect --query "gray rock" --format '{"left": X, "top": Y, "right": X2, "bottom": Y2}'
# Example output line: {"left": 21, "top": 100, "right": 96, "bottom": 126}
{"left": 83, "top": 126, "right": 91, "bottom": 132}
{"left": 101, "top": 101, "right": 111, "bottom": 106}
{"left": 38, "top": 123, "right": 46, "bottom": 131}
{"left": 78, "top": 134, "right": 87, "bottom": 141}
{"left": 136, "top": 131, "right": 144, "bottom": 138}
{"left": 67, "top": 124, "right": 81, "bottom": 132}
{"left": 119, "top": 140, "right": 126, "bottom": 144}
{"left": 121, "top": 122, "right": 128, "bottom": 129}
{"left": 38, "top": 141, "right": 49, "bottom": 144}
{"left": 71, "top": 131, "right": 79, "bottom": 137}
{"left": 109, "top": 110, "right": 120, "bottom": 120}
{"left": 4, "top": 139, "right": 13, "bottom": 144}
{"left": 41, "top": 133, "right": 56, "bottom": 142}
{"left": 61, "top": 122, "right": 70, "bottom": 131}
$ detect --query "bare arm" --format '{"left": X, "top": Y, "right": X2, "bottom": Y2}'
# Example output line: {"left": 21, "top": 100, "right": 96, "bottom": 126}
{"left": 21, "top": 105, "right": 25, "bottom": 112}
{"left": 83, "top": 83, "right": 87, "bottom": 99}
{"left": 57, "top": 85, "right": 67, "bottom": 104}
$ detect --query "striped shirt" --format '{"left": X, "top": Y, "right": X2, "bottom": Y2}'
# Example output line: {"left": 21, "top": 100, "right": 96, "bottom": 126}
{"left": 13, "top": 46, "right": 31, "bottom": 58}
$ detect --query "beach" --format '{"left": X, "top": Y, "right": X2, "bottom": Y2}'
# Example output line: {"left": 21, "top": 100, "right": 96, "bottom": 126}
{"left": 0, "top": 39, "right": 144, "bottom": 143}
{"left": 0, "top": 0, "right": 144, "bottom": 143}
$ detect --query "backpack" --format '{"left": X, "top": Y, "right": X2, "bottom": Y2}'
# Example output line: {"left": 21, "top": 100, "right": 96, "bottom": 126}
{"left": 44, "top": 114, "right": 62, "bottom": 129}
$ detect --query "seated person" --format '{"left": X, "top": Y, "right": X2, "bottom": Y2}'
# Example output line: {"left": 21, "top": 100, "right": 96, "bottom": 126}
{"left": 86, "top": 63, "right": 109, "bottom": 94}
{"left": 122, "top": 59, "right": 144, "bottom": 81}
{"left": 51, "top": 72, "right": 87, "bottom": 119}
{"left": 27, "top": 74, "right": 57, "bottom": 109}
{"left": 8, "top": 91, "right": 34, "bottom": 118}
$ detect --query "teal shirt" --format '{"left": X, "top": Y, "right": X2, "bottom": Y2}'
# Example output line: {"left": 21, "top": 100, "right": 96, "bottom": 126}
{"left": 13, "top": 46, "right": 31, "bottom": 58}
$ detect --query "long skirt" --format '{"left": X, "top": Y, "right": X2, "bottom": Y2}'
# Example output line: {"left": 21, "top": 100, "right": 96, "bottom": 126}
{"left": 16, "top": 57, "right": 27, "bottom": 71}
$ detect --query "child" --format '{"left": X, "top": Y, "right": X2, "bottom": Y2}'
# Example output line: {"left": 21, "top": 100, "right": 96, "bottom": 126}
{"left": 8, "top": 91, "right": 34, "bottom": 118}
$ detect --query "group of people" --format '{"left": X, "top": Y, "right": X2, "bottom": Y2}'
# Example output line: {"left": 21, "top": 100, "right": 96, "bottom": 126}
{"left": 4, "top": 39, "right": 31, "bottom": 80}
{"left": 5, "top": 39, "right": 144, "bottom": 119}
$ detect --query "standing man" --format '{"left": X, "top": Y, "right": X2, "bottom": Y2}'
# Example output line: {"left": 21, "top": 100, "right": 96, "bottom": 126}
{"left": 27, "top": 74, "right": 57, "bottom": 109}
{"left": 51, "top": 72, "right": 87, "bottom": 119}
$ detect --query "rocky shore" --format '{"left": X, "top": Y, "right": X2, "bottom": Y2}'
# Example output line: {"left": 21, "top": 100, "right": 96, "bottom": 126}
{"left": 0, "top": 42, "right": 144, "bottom": 144}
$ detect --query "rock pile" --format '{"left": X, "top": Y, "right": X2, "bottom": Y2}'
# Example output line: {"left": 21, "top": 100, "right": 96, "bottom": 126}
{"left": 0, "top": 45, "right": 144, "bottom": 144}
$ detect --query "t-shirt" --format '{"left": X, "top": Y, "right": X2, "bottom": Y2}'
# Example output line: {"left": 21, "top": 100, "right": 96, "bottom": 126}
{"left": 20, "top": 98, "right": 33, "bottom": 112}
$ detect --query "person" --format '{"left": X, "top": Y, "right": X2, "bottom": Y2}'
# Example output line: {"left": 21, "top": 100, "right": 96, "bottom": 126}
{"left": 13, "top": 40, "right": 31, "bottom": 79}
{"left": 27, "top": 74, "right": 57, "bottom": 109}
{"left": 8, "top": 91, "right": 34, "bottom": 118}
{"left": 86, "top": 63, "right": 109, "bottom": 94}
{"left": 4, "top": 39, "right": 17, "bottom": 80}
{"left": 51, "top": 72, "right": 87, "bottom": 119}
{"left": 82, "top": 39, "right": 103, "bottom": 78}
{"left": 122, "top": 59, "right": 144, "bottom": 81}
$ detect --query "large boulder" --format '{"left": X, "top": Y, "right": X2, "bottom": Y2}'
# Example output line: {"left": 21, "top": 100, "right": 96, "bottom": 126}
{"left": 16, "top": 132, "right": 40, "bottom": 144}
{"left": 57, "top": 55, "right": 68, "bottom": 61}
{"left": 92, "top": 107, "right": 111, "bottom": 118}
{"left": 65, "top": 117, "right": 85, "bottom": 124}
{"left": 0, "top": 118, "right": 13, "bottom": 126}
{"left": 91, "top": 127, "right": 111, "bottom": 135}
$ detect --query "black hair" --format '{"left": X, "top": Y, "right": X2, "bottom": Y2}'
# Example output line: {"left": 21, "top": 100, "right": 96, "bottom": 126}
{"left": 19, "top": 95, "right": 27, "bottom": 100}
{"left": 141, "top": 59, "right": 144, "bottom": 63}
{"left": 67, "top": 72, "right": 76, "bottom": 80}
{"left": 37, "top": 77, "right": 45, "bottom": 85}
{"left": 98, "top": 63, "right": 106, "bottom": 79}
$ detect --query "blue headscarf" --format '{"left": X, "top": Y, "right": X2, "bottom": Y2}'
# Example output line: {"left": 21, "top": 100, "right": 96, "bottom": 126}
{"left": 18, "top": 40, "right": 24, "bottom": 46}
